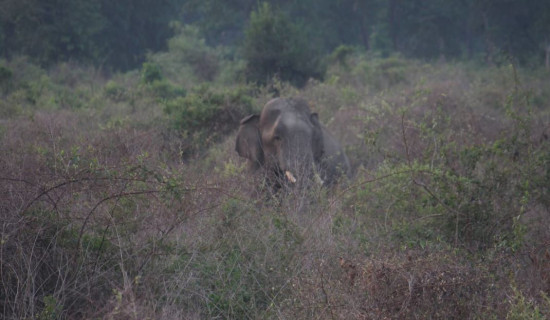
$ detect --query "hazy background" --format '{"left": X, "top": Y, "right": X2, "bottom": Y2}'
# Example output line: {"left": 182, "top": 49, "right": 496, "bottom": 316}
{"left": 2, "top": 0, "right": 550, "bottom": 70}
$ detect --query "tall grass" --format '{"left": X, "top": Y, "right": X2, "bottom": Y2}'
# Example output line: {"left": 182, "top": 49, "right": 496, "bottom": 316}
{"left": 0, "top": 53, "right": 549, "bottom": 318}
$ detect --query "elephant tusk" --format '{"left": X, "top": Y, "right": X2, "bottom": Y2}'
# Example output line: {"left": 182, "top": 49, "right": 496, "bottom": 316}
{"left": 285, "top": 171, "right": 297, "bottom": 184}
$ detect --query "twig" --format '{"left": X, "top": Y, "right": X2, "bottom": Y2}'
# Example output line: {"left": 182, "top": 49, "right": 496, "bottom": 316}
{"left": 77, "top": 189, "right": 162, "bottom": 250}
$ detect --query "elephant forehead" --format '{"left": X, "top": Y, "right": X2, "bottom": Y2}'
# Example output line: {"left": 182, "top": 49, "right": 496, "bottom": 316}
{"left": 263, "top": 112, "right": 311, "bottom": 136}
{"left": 282, "top": 112, "right": 311, "bottom": 132}
{"left": 261, "top": 98, "right": 309, "bottom": 122}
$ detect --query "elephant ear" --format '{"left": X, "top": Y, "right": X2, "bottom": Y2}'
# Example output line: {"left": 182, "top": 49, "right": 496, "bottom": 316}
{"left": 310, "top": 113, "right": 324, "bottom": 161}
{"left": 235, "top": 114, "right": 264, "bottom": 170}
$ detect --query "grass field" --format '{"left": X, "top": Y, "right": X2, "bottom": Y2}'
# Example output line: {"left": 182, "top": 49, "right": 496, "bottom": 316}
{"left": 1, "top": 53, "right": 549, "bottom": 319}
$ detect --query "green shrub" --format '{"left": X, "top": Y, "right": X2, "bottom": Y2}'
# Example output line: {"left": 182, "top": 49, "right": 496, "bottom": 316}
{"left": 164, "top": 85, "right": 224, "bottom": 130}
{"left": 166, "top": 24, "right": 220, "bottom": 81}
{"left": 52, "top": 86, "right": 89, "bottom": 109}
{"left": 164, "top": 84, "right": 253, "bottom": 131}
{"left": 37, "top": 295, "right": 61, "bottom": 320}
{"left": 147, "top": 79, "right": 186, "bottom": 100}
{"left": 0, "top": 99, "right": 22, "bottom": 117}
{"left": 506, "top": 287, "right": 548, "bottom": 320}
{"left": 345, "top": 67, "right": 549, "bottom": 252}
{"left": 138, "top": 60, "right": 188, "bottom": 100}
{"left": 145, "top": 24, "right": 228, "bottom": 85}
{"left": 353, "top": 55, "right": 414, "bottom": 90}
{"left": 329, "top": 45, "right": 356, "bottom": 68}
{"left": 163, "top": 84, "right": 255, "bottom": 156}
{"left": 0, "top": 64, "right": 13, "bottom": 94}
{"left": 141, "top": 62, "right": 163, "bottom": 84}
{"left": 103, "top": 79, "right": 133, "bottom": 103}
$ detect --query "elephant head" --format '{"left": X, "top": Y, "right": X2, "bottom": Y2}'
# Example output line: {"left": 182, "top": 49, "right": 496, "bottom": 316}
{"left": 236, "top": 97, "right": 350, "bottom": 188}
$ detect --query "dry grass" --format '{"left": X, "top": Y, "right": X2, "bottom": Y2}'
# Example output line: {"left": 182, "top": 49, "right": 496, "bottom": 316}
{"left": 1, "top": 56, "right": 549, "bottom": 319}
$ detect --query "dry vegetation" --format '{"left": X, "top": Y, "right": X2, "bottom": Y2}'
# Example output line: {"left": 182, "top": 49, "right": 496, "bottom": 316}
{"left": 1, "top": 53, "right": 549, "bottom": 319}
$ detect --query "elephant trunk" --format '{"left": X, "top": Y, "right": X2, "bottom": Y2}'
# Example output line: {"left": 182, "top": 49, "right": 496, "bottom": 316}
{"left": 280, "top": 150, "right": 316, "bottom": 186}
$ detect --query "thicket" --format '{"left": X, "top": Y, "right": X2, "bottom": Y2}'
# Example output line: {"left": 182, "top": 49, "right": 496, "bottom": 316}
{"left": 1, "top": 37, "right": 549, "bottom": 319}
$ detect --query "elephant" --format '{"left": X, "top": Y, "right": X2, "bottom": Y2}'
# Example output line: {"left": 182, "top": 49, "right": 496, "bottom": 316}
{"left": 235, "top": 97, "right": 351, "bottom": 189}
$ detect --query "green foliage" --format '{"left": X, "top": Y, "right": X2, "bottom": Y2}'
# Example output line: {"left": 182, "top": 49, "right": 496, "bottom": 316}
{"left": 192, "top": 202, "right": 300, "bottom": 319}
{"left": 147, "top": 79, "right": 187, "bottom": 100}
{"left": 0, "top": 63, "right": 13, "bottom": 93}
{"left": 141, "top": 62, "right": 163, "bottom": 84}
{"left": 0, "top": 0, "right": 177, "bottom": 69}
{"left": 164, "top": 86, "right": 218, "bottom": 130}
{"left": 103, "top": 80, "right": 127, "bottom": 101}
{"left": 353, "top": 55, "right": 415, "bottom": 90}
{"left": 146, "top": 24, "right": 244, "bottom": 86}
{"left": 506, "top": 287, "right": 548, "bottom": 320}
{"left": 327, "top": 55, "right": 421, "bottom": 91}
{"left": 163, "top": 84, "right": 254, "bottom": 156}
{"left": 243, "top": 2, "right": 324, "bottom": 87}
{"left": 0, "top": 0, "right": 105, "bottom": 65}
{"left": 38, "top": 295, "right": 61, "bottom": 320}
{"left": 164, "top": 84, "right": 253, "bottom": 131}
{"left": 203, "top": 247, "right": 257, "bottom": 319}
{"left": 166, "top": 24, "right": 220, "bottom": 82}
{"left": 344, "top": 62, "right": 549, "bottom": 253}
{"left": 2, "top": 0, "right": 550, "bottom": 69}
{"left": 329, "top": 45, "right": 356, "bottom": 68}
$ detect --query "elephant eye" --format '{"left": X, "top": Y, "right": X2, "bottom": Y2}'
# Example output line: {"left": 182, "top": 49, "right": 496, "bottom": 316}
{"left": 273, "top": 135, "right": 282, "bottom": 142}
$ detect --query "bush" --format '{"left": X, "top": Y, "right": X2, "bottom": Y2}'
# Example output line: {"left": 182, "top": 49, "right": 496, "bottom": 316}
{"left": 103, "top": 80, "right": 126, "bottom": 101}
{"left": 141, "top": 62, "right": 163, "bottom": 84}
{"left": 163, "top": 84, "right": 255, "bottom": 157}
{"left": 354, "top": 55, "right": 418, "bottom": 90}
{"left": 346, "top": 76, "right": 549, "bottom": 250}
{"left": 506, "top": 287, "right": 549, "bottom": 320}
{"left": 146, "top": 24, "right": 230, "bottom": 85}
{"left": 243, "top": 2, "right": 324, "bottom": 88}
{"left": 164, "top": 84, "right": 251, "bottom": 130}
{"left": 0, "top": 63, "right": 13, "bottom": 94}
{"left": 329, "top": 45, "right": 356, "bottom": 69}
{"left": 147, "top": 79, "right": 186, "bottom": 100}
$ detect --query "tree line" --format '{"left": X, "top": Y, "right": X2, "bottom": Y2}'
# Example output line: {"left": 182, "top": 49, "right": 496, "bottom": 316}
{"left": 1, "top": 0, "right": 549, "bottom": 70}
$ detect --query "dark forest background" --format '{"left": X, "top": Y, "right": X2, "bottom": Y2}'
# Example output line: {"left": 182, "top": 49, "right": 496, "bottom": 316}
{"left": 2, "top": 0, "right": 550, "bottom": 70}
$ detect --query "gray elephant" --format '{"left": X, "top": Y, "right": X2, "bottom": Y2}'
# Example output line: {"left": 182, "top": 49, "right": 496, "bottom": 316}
{"left": 235, "top": 97, "right": 350, "bottom": 189}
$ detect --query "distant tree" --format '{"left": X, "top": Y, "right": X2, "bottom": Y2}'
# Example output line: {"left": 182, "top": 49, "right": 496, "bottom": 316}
{"left": 0, "top": 0, "right": 104, "bottom": 64}
{"left": 97, "top": 0, "right": 178, "bottom": 69}
{"left": 0, "top": 0, "right": 178, "bottom": 70}
{"left": 181, "top": 0, "right": 256, "bottom": 45}
{"left": 242, "top": 2, "right": 324, "bottom": 87}
{"left": 2, "top": 0, "right": 550, "bottom": 69}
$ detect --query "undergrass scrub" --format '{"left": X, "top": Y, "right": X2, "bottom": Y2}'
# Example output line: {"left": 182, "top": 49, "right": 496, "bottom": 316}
{"left": 1, "top": 55, "right": 549, "bottom": 319}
